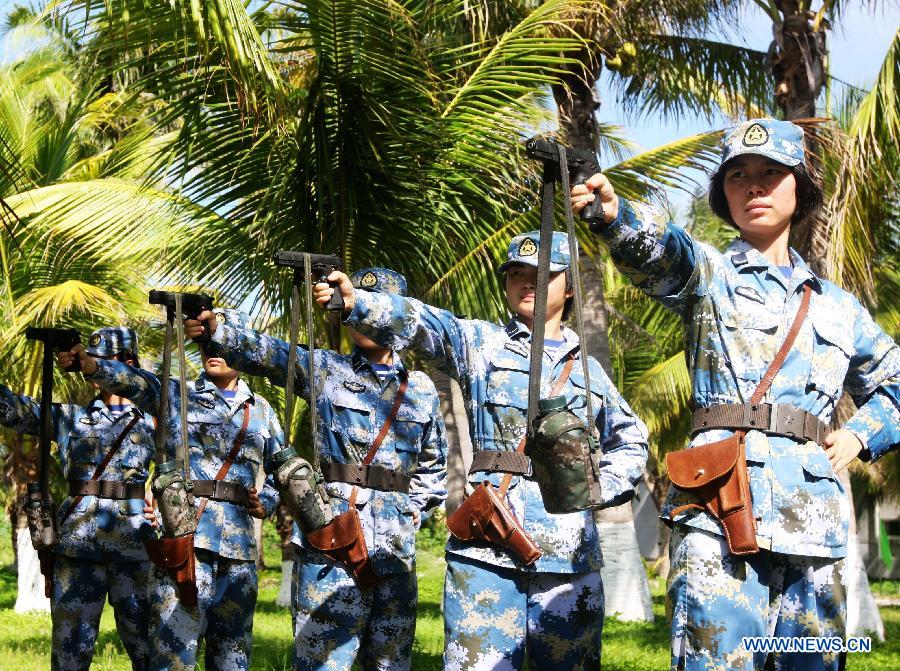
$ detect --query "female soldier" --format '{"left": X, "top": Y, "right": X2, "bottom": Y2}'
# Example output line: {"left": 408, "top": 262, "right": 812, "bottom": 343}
{"left": 1, "top": 327, "right": 154, "bottom": 671}
{"left": 572, "top": 118, "right": 900, "bottom": 670}
{"left": 61, "top": 309, "right": 282, "bottom": 671}
{"left": 187, "top": 268, "right": 448, "bottom": 671}
{"left": 313, "top": 237, "right": 648, "bottom": 670}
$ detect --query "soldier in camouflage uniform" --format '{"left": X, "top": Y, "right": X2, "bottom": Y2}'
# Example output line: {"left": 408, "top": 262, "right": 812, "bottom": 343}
{"left": 62, "top": 309, "right": 282, "bottom": 671}
{"left": 571, "top": 118, "right": 900, "bottom": 670}
{"left": 2, "top": 327, "right": 154, "bottom": 671}
{"left": 187, "top": 267, "right": 448, "bottom": 671}
{"left": 313, "top": 243, "right": 649, "bottom": 670}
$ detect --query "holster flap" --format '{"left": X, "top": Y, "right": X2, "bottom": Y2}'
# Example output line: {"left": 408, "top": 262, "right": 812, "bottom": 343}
{"left": 305, "top": 509, "right": 360, "bottom": 552}
{"left": 145, "top": 535, "right": 194, "bottom": 570}
{"left": 446, "top": 483, "right": 494, "bottom": 541}
{"left": 666, "top": 435, "right": 741, "bottom": 490}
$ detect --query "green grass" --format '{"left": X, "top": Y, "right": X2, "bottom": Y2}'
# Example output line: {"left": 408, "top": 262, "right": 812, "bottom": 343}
{"left": 0, "top": 519, "right": 898, "bottom": 669}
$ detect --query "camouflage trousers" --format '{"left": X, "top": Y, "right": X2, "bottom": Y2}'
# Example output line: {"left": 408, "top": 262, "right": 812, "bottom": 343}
{"left": 148, "top": 548, "right": 258, "bottom": 671}
{"left": 51, "top": 555, "right": 150, "bottom": 671}
{"left": 667, "top": 525, "right": 846, "bottom": 671}
{"left": 291, "top": 547, "right": 417, "bottom": 671}
{"left": 443, "top": 554, "right": 604, "bottom": 671}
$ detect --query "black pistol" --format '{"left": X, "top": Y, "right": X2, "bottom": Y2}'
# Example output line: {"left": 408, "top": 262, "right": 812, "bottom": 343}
{"left": 149, "top": 290, "right": 215, "bottom": 343}
{"left": 26, "top": 327, "right": 82, "bottom": 373}
{"left": 273, "top": 251, "right": 345, "bottom": 311}
{"left": 524, "top": 136, "right": 604, "bottom": 226}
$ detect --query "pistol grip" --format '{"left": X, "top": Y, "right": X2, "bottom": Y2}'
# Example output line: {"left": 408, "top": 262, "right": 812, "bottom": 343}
{"left": 574, "top": 173, "right": 605, "bottom": 227}
{"left": 326, "top": 283, "right": 345, "bottom": 311}
{"left": 63, "top": 358, "right": 82, "bottom": 374}
{"left": 194, "top": 318, "right": 212, "bottom": 344}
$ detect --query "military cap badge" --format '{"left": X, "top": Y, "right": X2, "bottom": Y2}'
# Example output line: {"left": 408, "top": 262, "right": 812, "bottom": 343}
{"left": 742, "top": 123, "right": 769, "bottom": 147}
{"left": 360, "top": 272, "right": 378, "bottom": 288}
{"left": 518, "top": 238, "right": 538, "bottom": 257}
{"left": 89, "top": 333, "right": 102, "bottom": 347}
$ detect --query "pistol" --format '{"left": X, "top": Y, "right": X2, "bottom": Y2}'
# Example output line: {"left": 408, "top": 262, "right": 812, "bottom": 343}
{"left": 149, "top": 290, "right": 215, "bottom": 343}
{"left": 26, "top": 327, "right": 82, "bottom": 373}
{"left": 273, "top": 251, "right": 344, "bottom": 311}
{"left": 524, "top": 136, "right": 603, "bottom": 225}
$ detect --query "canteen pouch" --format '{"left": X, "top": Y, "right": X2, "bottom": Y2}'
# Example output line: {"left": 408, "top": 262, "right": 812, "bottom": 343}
{"left": 446, "top": 482, "right": 541, "bottom": 566}
{"left": 145, "top": 534, "right": 199, "bottom": 607}
{"left": 527, "top": 396, "right": 603, "bottom": 513}
{"left": 152, "top": 465, "right": 198, "bottom": 538}
{"left": 666, "top": 434, "right": 759, "bottom": 555}
{"left": 272, "top": 448, "right": 333, "bottom": 533}
{"left": 305, "top": 508, "right": 378, "bottom": 589}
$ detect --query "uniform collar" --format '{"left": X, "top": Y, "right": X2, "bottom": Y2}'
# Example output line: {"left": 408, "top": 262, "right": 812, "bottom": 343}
{"left": 503, "top": 317, "right": 580, "bottom": 358}
{"left": 725, "top": 238, "right": 823, "bottom": 293}
{"left": 194, "top": 373, "right": 255, "bottom": 406}
{"left": 89, "top": 397, "right": 143, "bottom": 420}
{"left": 350, "top": 347, "right": 403, "bottom": 376}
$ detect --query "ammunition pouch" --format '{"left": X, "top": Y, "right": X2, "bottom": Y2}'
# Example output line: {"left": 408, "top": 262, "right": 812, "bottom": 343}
{"left": 446, "top": 482, "right": 541, "bottom": 566}
{"left": 305, "top": 508, "right": 378, "bottom": 589}
{"left": 152, "top": 466, "right": 198, "bottom": 538}
{"left": 273, "top": 448, "right": 333, "bottom": 534}
{"left": 666, "top": 434, "right": 759, "bottom": 556}
{"left": 526, "top": 397, "right": 603, "bottom": 513}
{"left": 145, "top": 534, "right": 199, "bottom": 608}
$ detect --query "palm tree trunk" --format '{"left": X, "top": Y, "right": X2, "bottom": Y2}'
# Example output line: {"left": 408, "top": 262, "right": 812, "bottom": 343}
{"left": 553, "top": 64, "right": 653, "bottom": 620}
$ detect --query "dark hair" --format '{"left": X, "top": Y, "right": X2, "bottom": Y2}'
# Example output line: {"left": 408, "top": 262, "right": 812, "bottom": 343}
{"left": 115, "top": 350, "right": 140, "bottom": 368}
{"left": 562, "top": 269, "right": 574, "bottom": 322}
{"left": 708, "top": 160, "right": 823, "bottom": 229}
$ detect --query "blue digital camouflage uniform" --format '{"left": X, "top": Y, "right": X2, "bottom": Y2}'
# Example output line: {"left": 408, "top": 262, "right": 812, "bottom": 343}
{"left": 342, "top": 235, "right": 649, "bottom": 670}
{"left": 593, "top": 118, "right": 900, "bottom": 670}
{"left": 0, "top": 326, "right": 155, "bottom": 671}
{"left": 204, "top": 267, "right": 448, "bottom": 671}
{"left": 86, "top": 331, "right": 282, "bottom": 671}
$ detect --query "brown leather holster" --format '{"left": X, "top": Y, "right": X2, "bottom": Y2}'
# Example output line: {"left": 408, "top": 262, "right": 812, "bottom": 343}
{"left": 446, "top": 482, "right": 541, "bottom": 565}
{"left": 38, "top": 548, "right": 55, "bottom": 599}
{"left": 145, "top": 534, "right": 199, "bottom": 607}
{"left": 305, "top": 508, "right": 378, "bottom": 589}
{"left": 666, "top": 434, "right": 758, "bottom": 555}
{"left": 666, "top": 285, "right": 813, "bottom": 557}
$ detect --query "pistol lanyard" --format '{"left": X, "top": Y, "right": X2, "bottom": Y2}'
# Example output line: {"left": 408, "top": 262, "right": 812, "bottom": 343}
{"left": 527, "top": 145, "right": 596, "bottom": 437}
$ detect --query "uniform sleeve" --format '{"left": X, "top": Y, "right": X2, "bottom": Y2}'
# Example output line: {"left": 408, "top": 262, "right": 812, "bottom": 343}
{"left": 408, "top": 391, "right": 448, "bottom": 524}
{"left": 206, "top": 323, "right": 312, "bottom": 397}
{"left": 259, "top": 402, "right": 285, "bottom": 517}
{"left": 596, "top": 197, "right": 710, "bottom": 312}
{"left": 0, "top": 384, "right": 48, "bottom": 436}
{"left": 344, "top": 290, "right": 470, "bottom": 383}
{"left": 86, "top": 359, "right": 163, "bottom": 416}
{"left": 0, "top": 385, "right": 71, "bottom": 468}
{"left": 594, "top": 371, "right": 650, "bottom": 508}
{"left": 841, "top": 297, "right": 900, "bottom": 462}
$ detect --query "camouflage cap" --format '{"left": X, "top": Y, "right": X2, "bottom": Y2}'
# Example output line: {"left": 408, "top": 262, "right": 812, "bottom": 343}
{"left": 497, "top": 230, "right": 572, "bottom": 273}
{"left": 349, "top": 268, "right": 408, "bottom": 296}
{"left": 718, "top": 118, "right": 805, "bottom": 175}
{"left": 86, "top": 327, "right": 138, "bottom": 358}
{"left": 213, "top": 308, "right": 253, "bottom": 330}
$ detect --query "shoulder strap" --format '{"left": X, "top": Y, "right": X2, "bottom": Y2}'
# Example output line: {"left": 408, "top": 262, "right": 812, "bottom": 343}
{"left": 498, "top": 355, "right": 574, "bottom": 497}
{"left": 750, "top": 285, "right": 812, "bottom": 405}
{"left": 60, "top": 412, "right": 142, "bottom": 525}
{"left": 197, "top": 401, "right": 252, "bottom": 520}
{"left": 348, "top": 370, "right": 409, "bottom": 506}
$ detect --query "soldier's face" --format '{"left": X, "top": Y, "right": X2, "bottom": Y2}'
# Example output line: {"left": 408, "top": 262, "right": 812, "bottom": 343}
{"left": 505, "top": 264, "right": 570, "bottom": 322}
{"left": 348, "top": 327, "right": 387, "bottom": 353}
{"left": 723, "top": 155, "right": 797, "bottom": 237}
{"left": 201, "top": 352, "right": 238, "bottom": 382}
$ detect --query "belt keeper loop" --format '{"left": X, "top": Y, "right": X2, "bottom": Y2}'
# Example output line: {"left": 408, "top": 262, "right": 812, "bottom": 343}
{"left": 768, "top": 403, "right": 779, "bottom": 433}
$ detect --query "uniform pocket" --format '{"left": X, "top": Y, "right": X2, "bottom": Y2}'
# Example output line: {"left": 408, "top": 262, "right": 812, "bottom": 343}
{"left": 810, "top": 317, "right": 853, "bottom": 400}
{"left": 717, "top": 299, "right": 780, "bottom": 383}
